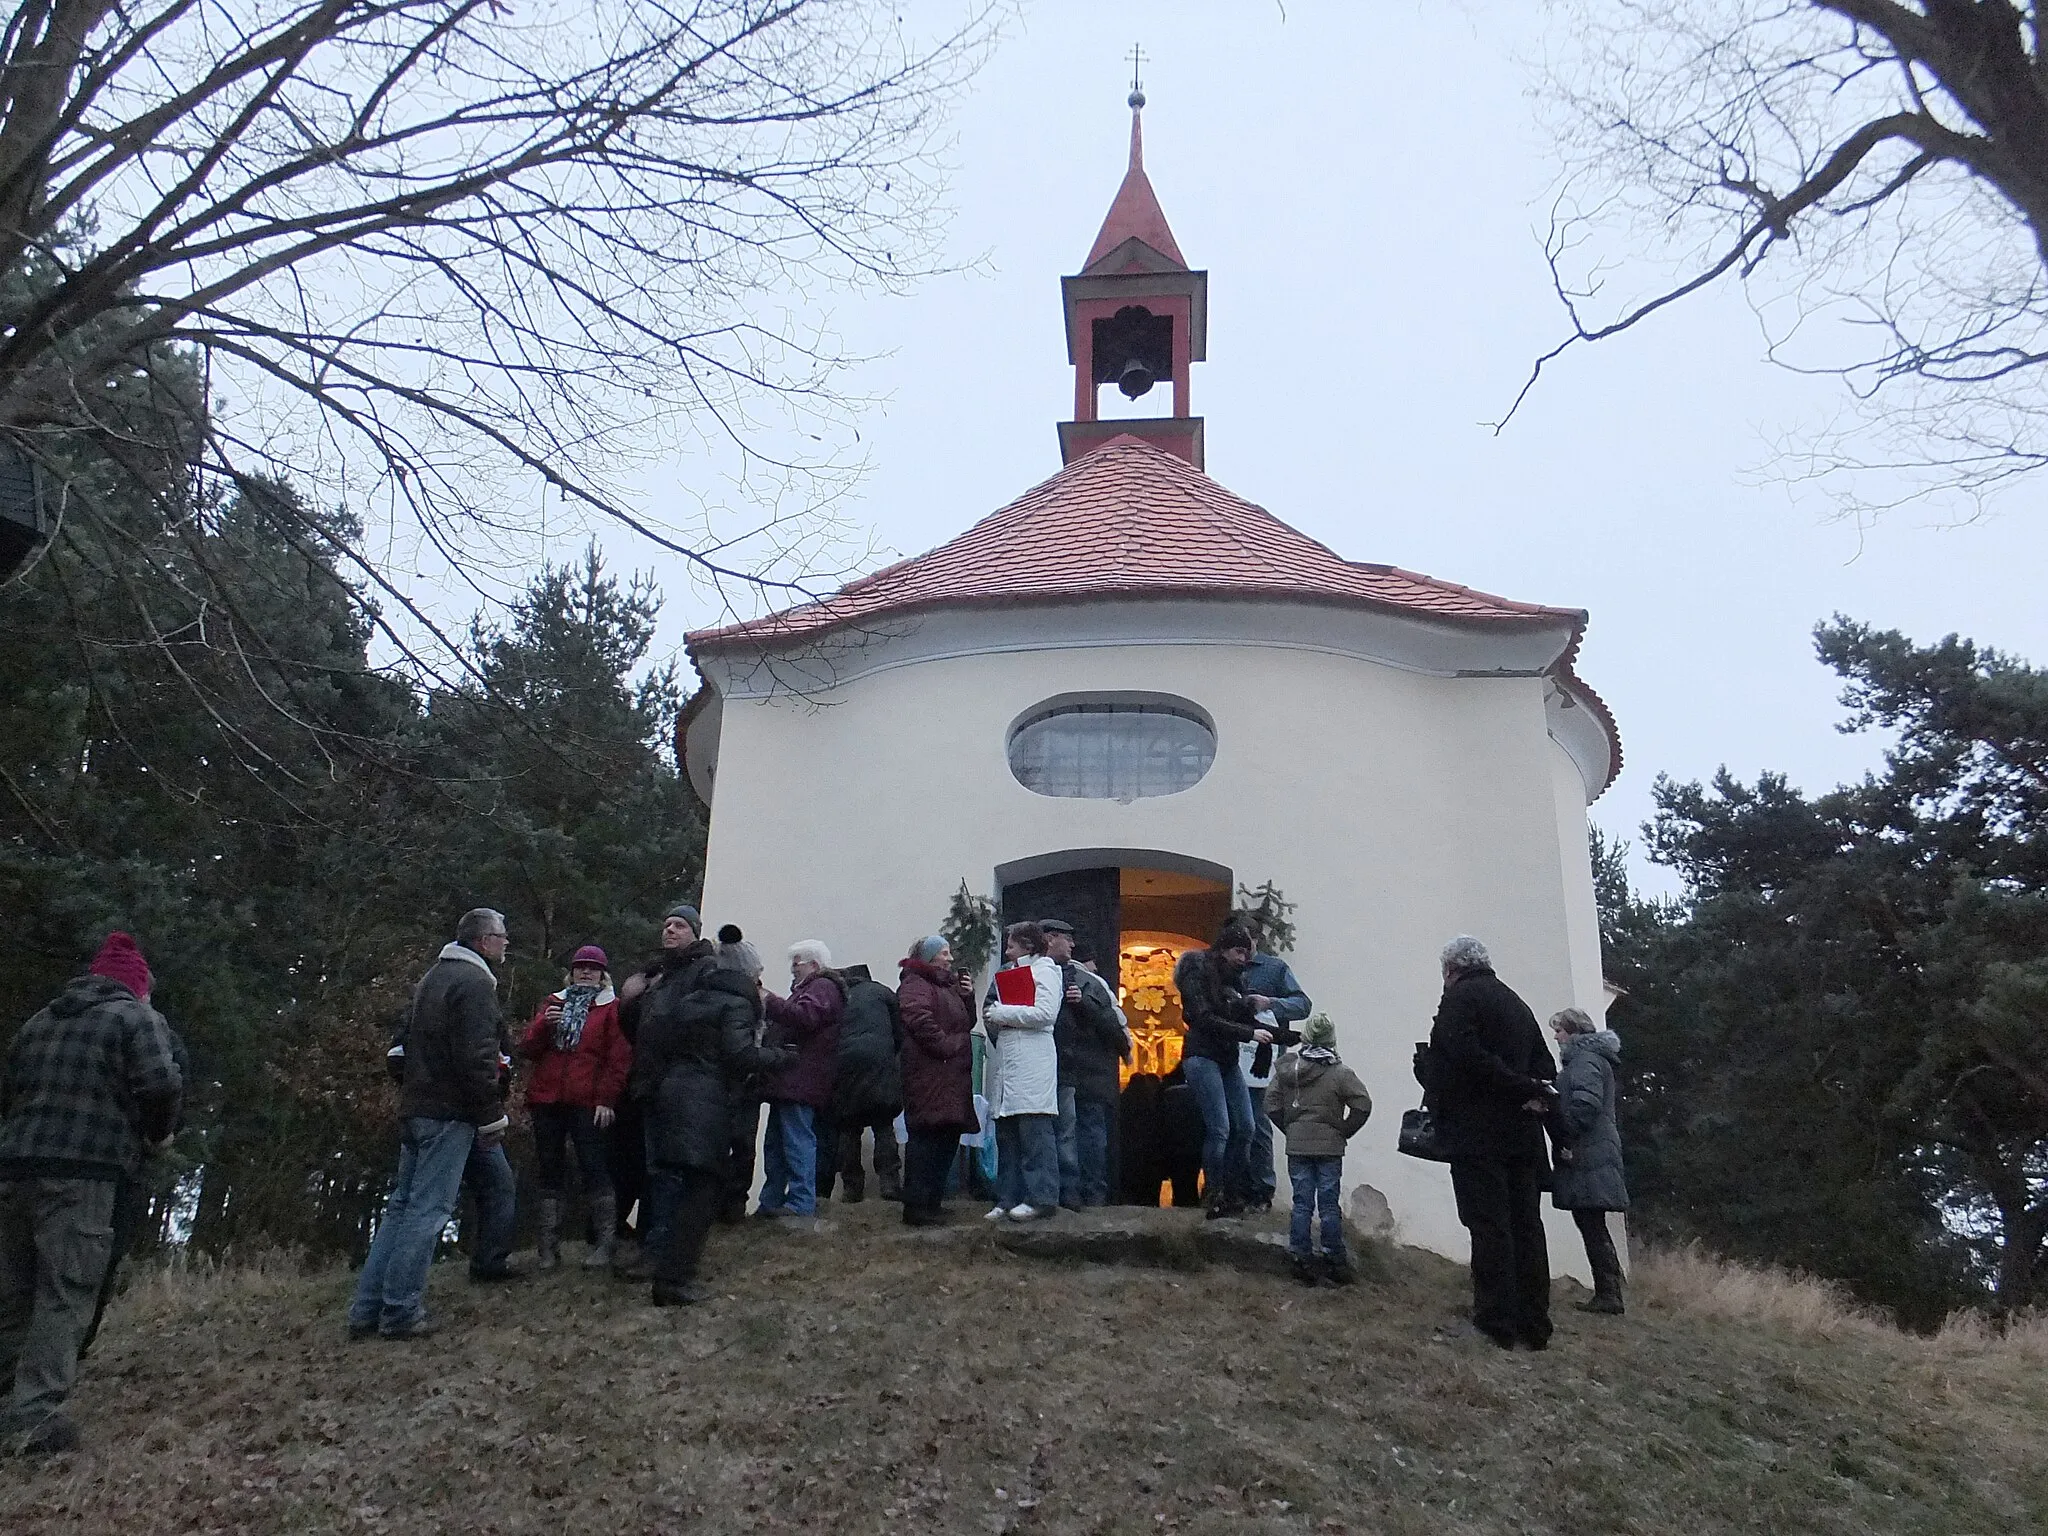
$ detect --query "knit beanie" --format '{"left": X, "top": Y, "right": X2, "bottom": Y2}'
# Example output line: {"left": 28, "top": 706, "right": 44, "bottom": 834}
{"left": 1213, "top": 923, "right": 1255, "bottom": 955}
{"left": 89, "top": 932, "right": 153, "bottom": 999}
{"left": 570, "top": 944, "right": 609, "bottom": 969}
{"left": 911, "top": 935, "right": 947, "bottom": 963}
{"left": 664, "top": 903, "right": 702, "bottom": 935}
{"left": 1303, "top": 1014, "right": 1337, "bottom": 1049}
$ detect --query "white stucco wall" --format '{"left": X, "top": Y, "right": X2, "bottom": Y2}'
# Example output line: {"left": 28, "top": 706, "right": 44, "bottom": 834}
{"left": 693, "top": 608, "right": 1612, "bottom": 1279}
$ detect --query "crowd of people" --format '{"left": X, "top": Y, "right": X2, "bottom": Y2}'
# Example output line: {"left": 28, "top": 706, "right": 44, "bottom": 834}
{"left": 0, "top": 906, "right": 1630, "bottom": 1452}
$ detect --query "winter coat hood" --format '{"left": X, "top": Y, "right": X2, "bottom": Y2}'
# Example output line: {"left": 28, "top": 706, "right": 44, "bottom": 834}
{"left": 1563, "top": 1029, "right": 1620, "bottom": 1065}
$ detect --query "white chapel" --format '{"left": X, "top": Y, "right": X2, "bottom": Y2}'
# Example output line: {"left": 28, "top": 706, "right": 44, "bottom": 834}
{"left": 678, "top": 100, "right": 1621, "bottom": 1271}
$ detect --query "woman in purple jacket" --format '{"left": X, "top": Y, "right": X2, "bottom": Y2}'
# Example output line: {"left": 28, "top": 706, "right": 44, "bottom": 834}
{"left": 756, "top": 939, "right": 844, "bottom": 1220}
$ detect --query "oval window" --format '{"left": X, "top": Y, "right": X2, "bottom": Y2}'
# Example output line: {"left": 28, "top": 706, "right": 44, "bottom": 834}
{"left": 1007, "top": 697, "right": 1215, "bottom": 800}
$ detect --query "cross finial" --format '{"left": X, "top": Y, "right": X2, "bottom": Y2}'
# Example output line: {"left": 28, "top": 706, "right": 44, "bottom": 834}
{"left": 1127, "top": 43, "right": 1147, "bottom": 109}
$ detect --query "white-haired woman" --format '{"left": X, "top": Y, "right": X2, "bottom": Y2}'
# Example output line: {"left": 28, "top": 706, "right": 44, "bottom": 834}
{"left": 1548, "top": 1006, "right": 1630, "bottom": 1315}
{"left": 756, "top": 939, "right": 845, "bottom": 1220}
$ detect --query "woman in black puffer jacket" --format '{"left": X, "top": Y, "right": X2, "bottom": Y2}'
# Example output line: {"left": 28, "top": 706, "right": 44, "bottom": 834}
{"left": 631, "top": 945, "right": 793, "bottom": 1304}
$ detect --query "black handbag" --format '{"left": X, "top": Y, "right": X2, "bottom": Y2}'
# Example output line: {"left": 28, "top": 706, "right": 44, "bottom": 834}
{"left": 1398, "top": 1040, "right": 1453, "bottom": 1163}
{"left": 1397, "top": 1105, "right": 1452, "bottom": 1163}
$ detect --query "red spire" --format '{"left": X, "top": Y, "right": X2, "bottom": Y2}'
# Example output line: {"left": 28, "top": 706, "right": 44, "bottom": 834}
{"left": 1082, "top": 101, "right": 1188, "bottom": 273}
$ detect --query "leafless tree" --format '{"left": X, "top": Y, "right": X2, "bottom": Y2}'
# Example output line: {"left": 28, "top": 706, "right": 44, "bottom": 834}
{"left": 1518, "top": 1, "right": 2048, "bottom": 515}
{"left": 0, "top": 0, "right": 994, "bottom": 664}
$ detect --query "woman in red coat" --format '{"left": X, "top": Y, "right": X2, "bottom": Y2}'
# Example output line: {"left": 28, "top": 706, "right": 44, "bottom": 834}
{"left": 896, "top": 936, "right": 978, "bottom": 1227}
{"left": 519, "top": 944, "right": 631, "bottom": 1269}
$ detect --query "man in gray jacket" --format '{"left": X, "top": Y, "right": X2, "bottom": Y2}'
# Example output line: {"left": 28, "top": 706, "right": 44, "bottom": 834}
{"left": 347, "top": 908, "right": 511, "bottom": 1340}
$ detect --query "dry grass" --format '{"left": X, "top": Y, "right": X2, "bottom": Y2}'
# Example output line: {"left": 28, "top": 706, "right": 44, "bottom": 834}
{"left": 3, "top": 1205, "right": 2047, "bottom": 1534}
{"left": 1630, "top": 1244, "right": 1895, "bottom": 1343}
{"left": 1635, "top": 1242, "right": 2048, "bottom": 1364}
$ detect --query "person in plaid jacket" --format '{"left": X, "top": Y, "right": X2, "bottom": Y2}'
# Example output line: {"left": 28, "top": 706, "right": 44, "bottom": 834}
{"left": 0, "top": 932, "right": 183, "bottom": 1455}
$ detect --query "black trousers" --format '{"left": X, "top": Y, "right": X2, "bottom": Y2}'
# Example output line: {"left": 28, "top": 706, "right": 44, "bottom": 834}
{"left": 609, "top": 1100, "right": 647, "bottom": 1238}
{"left": 816, "top": 1116, "right": 901, "bottom": 1197}
{"left": 646, "top": 1164, "right": 723, "bottom": 1286}
{"left": 1450, "top": 1156, "right": 1552, "bottom": 1345}
{"left": 1573, "top": 1207, "right": 1623, "bottom": 1285}
{"left": 722, "top": 1099, "right": 761, "bottom": 1220}
{"left": 902, "top": 1129, "right": 961, "bottom": 1217}
{"left": 530, "top": 1103, "right": 612, "bottom": 1201}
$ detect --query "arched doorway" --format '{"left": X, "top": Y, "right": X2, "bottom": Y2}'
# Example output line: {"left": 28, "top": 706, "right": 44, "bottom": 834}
{"left": 995, "top": 853, "right": 1232, "bottom": 1205}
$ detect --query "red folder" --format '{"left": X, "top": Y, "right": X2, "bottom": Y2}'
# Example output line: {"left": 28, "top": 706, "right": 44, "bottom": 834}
{"left": 993, "top": 965, "right": 1036, "bottom": 1008}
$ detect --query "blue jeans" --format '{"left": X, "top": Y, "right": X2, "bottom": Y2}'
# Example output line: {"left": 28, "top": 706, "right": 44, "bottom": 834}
{"left": 1288, "top": 1154, "right": 1345, "bottom": 1260}
{"left": 1183, "top": 1053, "right": 1253, "bottom": 1204}
{"left": 464, "top": 1137, "right": 517, "bottom": 1275}
{"left": 995, "top": 1114, "right": 1061, "bottom": 1210}
{"left": 1058, "top": 1088, "right": 1114, "bottom": 1207}
{"left": 758, "top": 1102, "right": 818, "bottom": 1216}
{"left": 348, "top": 1117, "right": 475, "bottom": 1330}
{"left": 1247, "top": 1095, "right": 1277, "bottom": 1202}
{"left": 1057, "top": 1086, "right": 1081, "bottom": 1208}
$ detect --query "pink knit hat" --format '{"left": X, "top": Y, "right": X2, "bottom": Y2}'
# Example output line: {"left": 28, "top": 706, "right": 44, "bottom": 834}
{"left": 88, "top": 932, "right": 152, "bottom": 999}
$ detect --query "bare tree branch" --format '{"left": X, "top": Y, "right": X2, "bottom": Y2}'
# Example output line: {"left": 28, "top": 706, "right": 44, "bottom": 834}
{"left": 1527, "top": 0, "right": 2048, "bottom": 513}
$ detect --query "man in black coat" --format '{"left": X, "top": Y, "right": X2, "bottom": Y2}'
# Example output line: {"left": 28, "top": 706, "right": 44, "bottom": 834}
{"left": 1426, "top": 934, "right": 1558, "bottom": 1350}
{"left": 1041, "top": 921, "right": 1128, "bottom": 1210}
{"left": 612, "top": 903, "right": 718, "bottom": 1273}
{"left": 346, "top": 908, "right": 510, "bottom": 1341}
{"left": 817, "top": 965, "right": 903, "bottom": 1204}
{"left": 632, "top": 951, "right": 792, "bottom": 1304}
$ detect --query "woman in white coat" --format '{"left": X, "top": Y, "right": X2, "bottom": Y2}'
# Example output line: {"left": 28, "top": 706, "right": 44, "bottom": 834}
{"left": 983, "top": 920, "right": 1064, "bottom": 1221}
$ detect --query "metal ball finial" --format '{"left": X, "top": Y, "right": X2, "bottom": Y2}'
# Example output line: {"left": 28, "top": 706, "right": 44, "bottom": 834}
{"left": 1128, "top": 87, "right": 1146, "bottom": 110}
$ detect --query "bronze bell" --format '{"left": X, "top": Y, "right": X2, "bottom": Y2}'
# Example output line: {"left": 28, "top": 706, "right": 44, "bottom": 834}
{"left": 1116, "top": 355, "right": 1156, "bottom": 399}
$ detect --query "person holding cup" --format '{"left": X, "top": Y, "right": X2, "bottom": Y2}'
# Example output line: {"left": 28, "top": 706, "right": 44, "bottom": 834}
{"left": 518, "top": 944, "right": 631, "bottom": 1270}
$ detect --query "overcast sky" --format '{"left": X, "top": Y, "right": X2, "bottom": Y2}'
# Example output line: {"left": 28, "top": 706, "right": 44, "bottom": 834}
{"left": 634, "top": 2, "right": 2048, "bottom": 896}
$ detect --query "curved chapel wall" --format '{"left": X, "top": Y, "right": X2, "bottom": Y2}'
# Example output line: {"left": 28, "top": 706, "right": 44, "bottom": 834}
{"left": 697, "top": 636, "right": 1600, "bottom": 1276}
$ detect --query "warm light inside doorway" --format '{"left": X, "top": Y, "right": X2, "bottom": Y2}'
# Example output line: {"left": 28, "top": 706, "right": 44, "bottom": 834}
{"left": 1117, "top": 930, "right": 1202, "bottom": 1085}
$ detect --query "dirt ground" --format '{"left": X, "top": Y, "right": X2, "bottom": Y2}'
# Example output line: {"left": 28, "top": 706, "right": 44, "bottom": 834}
{"left": 3, "top": 1198, "right": 2046, "bottom": 1535}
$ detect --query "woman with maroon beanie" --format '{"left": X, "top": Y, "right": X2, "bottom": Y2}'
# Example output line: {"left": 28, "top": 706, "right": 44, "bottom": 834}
{"left": 518, "top": 945, "right": 630, "bottom": 1269}
{"left": 896, "top": 936, "right": 977, "bottom": 1226}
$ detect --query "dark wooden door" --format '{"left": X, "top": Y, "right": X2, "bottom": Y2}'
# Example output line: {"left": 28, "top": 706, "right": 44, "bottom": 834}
{"left": 999, "top": 866, "right": 1121, "bottom": 994}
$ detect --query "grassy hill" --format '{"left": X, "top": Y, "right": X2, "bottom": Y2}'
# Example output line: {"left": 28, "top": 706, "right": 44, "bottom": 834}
{"left": 4, "top": 1201, "right": 2045, "bottom": 1534}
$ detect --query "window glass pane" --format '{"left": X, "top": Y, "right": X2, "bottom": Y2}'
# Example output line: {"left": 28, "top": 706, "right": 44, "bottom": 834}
{"left": 1008, "top": 704, "right": 1214, "bottom": 799}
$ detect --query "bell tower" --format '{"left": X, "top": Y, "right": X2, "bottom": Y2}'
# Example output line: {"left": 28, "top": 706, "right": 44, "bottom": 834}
{"left": 1058, "top": 71, "right": 1208, "bottom": 469}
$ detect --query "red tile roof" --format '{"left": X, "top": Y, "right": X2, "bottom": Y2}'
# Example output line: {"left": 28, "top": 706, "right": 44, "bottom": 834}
{"left": 1083, "top": 110, "right": 1187, "bottom": 272}
{"left": 691, "top": 435, "right": 1582, "bottom": 639}
{"left": 684, "top": 436, "right": 1620, "bottom": 792}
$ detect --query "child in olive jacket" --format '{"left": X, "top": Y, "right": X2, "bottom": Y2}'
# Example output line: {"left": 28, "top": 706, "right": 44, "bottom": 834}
{"left": 1266, "top": 1015, "right": 1372, "bottom": 1285}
